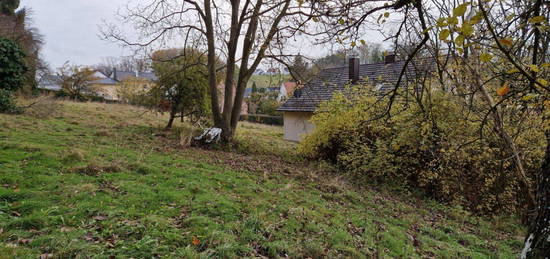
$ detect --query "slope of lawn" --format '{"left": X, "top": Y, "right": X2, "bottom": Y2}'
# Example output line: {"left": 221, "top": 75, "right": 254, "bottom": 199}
{"left": 0, "top": 99, "right": 524, "bottom": 258}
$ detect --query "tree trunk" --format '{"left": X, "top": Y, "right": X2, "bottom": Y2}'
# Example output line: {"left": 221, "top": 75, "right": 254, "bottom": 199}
{"left": 473, "top": 67, "right": 536, "bottom": 210}
{"left": 165, "top": 108, "right": 176, "bottom": 130}
{"left": 521, "top": 129, "right": 550, "bottom": 258}
{"left": 204, "top": 0, "right": 222, "bottom": 127}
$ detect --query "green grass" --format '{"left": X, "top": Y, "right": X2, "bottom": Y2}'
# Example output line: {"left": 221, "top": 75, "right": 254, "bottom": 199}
{"left": 247, "top": 74, "right": 292, "bottom": 89}
{"left": 0, "top": 99, "right": 524, "bottom": 258}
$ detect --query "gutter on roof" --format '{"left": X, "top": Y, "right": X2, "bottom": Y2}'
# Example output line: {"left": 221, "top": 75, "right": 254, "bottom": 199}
{"left": 276, "top": 107, "right": 315, "bottom": 112}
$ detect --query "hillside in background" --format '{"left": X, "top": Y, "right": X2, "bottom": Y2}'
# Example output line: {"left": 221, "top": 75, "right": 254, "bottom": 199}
{"left": 0, "top": 99, "right": 524, "bottom": 258}
{"left": 247, "top": 74, "right": 292, "bottom": 89}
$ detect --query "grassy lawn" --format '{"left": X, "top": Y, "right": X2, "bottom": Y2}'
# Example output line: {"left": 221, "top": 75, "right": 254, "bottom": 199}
{"left": 0, "top": 100, "right": 524, "bottom": 258}
{"left": 247, "top": 74, "right": 292, "bottom": 89}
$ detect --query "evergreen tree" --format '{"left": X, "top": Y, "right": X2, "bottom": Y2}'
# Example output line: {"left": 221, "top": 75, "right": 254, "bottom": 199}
{"left": 0, "top": 0, "right": 19, "bottom": 15}
{"left": 0, "top": 37, "right": 26, "bottom": 113}
{"left": 289, "top": 55, "right": 314, "bottom": 83}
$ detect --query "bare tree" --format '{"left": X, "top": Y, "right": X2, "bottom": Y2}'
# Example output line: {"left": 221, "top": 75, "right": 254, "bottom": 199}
{"left": 56, "top": 63, "right": 99, "bottom": 100}
{"left": 0, "top": 5, "right": 44, "bottom": 89}
{"left": 102, "top": 0, "right": 315, "bottom": 142}
{"left": 94, "top": 56, "right": 152, "bottom": 76}
{"left": 309, "top": 0, "right": 549, "bottom": 256}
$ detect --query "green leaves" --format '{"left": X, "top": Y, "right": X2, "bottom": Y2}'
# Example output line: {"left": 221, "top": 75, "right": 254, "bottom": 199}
{"left": 447, "top": 16, "right": 459, "bottom": 25}
{"left": 469, "top": 12, "right": 483, "bottom": 25}
{"left": 439, "top": 29, "right": 451, "bottom": 40}
{"left": 0, "top": 38, "right": 27, "bottom": 93}
{"left": 0, "top": 0, "right": 20, "bottom": 15}
{"left": 527, "top": 64, "right": 540, "bottom": 73}
{"left": 528, "top": 16, "right": 547, "bottom": 24}
{"left": 453, "top": 3, "right": 470, "bottom": 17}
{"left": 537, "top": 78, "right": 549, "bottom": 87}
{"left": 479, "top": 53, "right": 492, "bottom": 62}
{"left": 436, "top": 18, "right": 448, "bottom": 27}
{"left": 454, "top": 35, "right": 465, "bottom": 46}
{"left": 460, "top": 24, "right": 474, "bottom": 36}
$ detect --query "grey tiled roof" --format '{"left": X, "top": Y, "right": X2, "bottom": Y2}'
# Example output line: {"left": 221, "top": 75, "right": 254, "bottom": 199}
{"left": 115, "top": 71, "right": 158, "bottom": 82}
{"left": 278, "top": 60, "right": 433, "bottom": 112}
{"left": 139, "top": 72, "right": 158, "bottom": 81}
{"left": 93, "top": 77, "right": 118, "bottom": 85}
{"left": 37, "top": 75, "right": 62, "bottom": 91}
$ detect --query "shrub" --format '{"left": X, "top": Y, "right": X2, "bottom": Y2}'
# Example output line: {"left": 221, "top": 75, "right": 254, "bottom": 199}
{"left": 239, "top": 114, "right": 283, "bottom": 125}
{"left": 299, "top": 87, "right": 544, "bottom": 214}
{"left": 24, "top": 98, "right": 62, "bottom": 118}
{"left": 0, "top": 89, "right": 19, "bottom": 113}
{"left": 0, "top": 38, "right": 27, "bottom": 113}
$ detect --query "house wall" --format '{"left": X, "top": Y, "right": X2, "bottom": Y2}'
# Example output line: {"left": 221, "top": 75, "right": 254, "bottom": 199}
{"left": 283, "top": 111, "right": 315, "bottom": 142}
{"left": 89, "top": 80, "right": 156, "bottom": 101}
{"left": 89, "top": 84, "right": 119, "bottom": 101}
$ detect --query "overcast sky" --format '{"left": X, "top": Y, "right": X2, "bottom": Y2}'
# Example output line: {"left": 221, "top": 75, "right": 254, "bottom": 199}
{"left": 20, "top": 0, "right": 132, "bottom": 69}
{"left": 20, "top": 1, "right": 386, "bottom": 70}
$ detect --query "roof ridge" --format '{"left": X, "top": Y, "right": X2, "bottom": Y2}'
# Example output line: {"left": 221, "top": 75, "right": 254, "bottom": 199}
{"left": 278, "top": 58, "right": 435, "bottom": 112}
{"left": 319, "top": 60, "right": 406, "bottom": 71}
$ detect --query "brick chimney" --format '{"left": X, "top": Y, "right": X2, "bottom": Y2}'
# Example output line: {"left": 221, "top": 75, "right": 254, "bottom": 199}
{"left": 349, "top": 57, "right": 360, "bottom": 85}
{"left": 385, "top": 53, "right": 396, "bottom": 64}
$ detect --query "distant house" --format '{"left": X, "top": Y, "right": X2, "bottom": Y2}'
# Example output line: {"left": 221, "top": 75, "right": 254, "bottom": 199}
{"left": 244, "top": 88, "right": 253, "bottom": 98}
{"left": 278, "top": 54, "right": 431, "bottom": 142}
{"left": 37, "top": 75, "right": 63, "bottom": 91}
{"left": 112, "top": 69, "right": 158, "bottom": 83}
{"left": 38, "top": 69, "right": 158, "bottom": 101}
{"left": 266, "top": 87, "right": 280, "bottom": 93}
{"left": 278, "top": 81, "right": 298, "bottom": 101}
{"left": 265, "top": 68, "right": 280, "bottom": 75}
{"left": 109, "top": 69, "right": 158, "bottom": 101}
{"left": 254, "top": 69, "right": 266, "bottom": 75}
{"left": 88, "top": 71, "right": 120, "bottom": 100}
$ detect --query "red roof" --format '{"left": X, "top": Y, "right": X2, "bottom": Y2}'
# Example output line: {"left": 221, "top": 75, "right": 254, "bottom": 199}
{"left": 283, "top": 81, "right": 298, "bottom": 94}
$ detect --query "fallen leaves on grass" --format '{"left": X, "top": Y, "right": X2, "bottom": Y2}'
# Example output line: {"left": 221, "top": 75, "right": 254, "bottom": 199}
{"left": 191, "top": 236, "right": 201, "bottom": 246}
{"left": 17, "top": 238, "right": 31, "bottom": 244}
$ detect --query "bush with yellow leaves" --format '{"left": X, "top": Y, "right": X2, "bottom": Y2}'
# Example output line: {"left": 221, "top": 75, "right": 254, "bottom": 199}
{"left": 299, "top": 87, "right": 544, "bottom": 214}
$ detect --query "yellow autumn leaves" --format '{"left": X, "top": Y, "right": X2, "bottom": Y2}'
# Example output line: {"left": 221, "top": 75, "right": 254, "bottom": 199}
{"left": 496, "top": 84, "right": 510, "bottom": 96}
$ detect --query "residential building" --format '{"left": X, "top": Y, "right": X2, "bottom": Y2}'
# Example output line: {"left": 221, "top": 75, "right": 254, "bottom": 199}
{"left": 278, "top": 81, "right": 298, "bottom": 101}
{"left": 38, "top": 68, "right": 157, "bottom": 101}
{"left": 277, "top": 54, "right": 431, "bottom": 142}
{"left": 37, "top": 75, "right": 62, "bottom": 91}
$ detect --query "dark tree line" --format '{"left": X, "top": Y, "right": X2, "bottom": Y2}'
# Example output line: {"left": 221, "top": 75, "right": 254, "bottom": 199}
{"left": 0, "top": 0, "right": 44, "bottom": 90}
